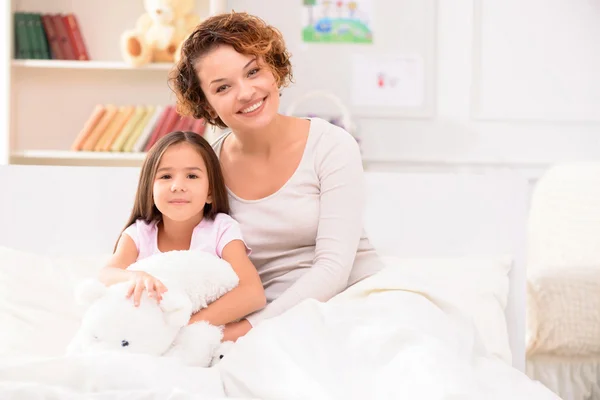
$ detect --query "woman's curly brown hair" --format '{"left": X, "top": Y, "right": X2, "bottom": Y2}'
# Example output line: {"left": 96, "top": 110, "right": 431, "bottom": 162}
{"left": 168, "top": 11, "right": 293, "bottom": 128}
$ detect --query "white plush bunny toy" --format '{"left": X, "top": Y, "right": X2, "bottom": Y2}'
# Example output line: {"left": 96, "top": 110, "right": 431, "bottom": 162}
{"left": 66, "top": 250, "right": 238, "bottom": 367}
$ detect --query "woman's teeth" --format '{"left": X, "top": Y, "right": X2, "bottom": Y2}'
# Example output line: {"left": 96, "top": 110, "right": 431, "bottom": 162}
{"left": 241, "top": 100, "right": 263, "bottom": 114}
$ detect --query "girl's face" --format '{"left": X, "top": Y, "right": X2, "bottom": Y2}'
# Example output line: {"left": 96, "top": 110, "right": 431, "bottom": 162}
{"left": 153, "top": 142, "right": 211, "bottom": 223}
{"left": 196, "top": 45, "right": 280, "bottom": 132}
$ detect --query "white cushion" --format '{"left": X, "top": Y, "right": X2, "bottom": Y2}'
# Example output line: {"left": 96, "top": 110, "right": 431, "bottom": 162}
{"left": 0, "top": 246, "right": 109, "bottom": 358}
{"left": 527, "top": 265, "right": 600, "bottom": 356}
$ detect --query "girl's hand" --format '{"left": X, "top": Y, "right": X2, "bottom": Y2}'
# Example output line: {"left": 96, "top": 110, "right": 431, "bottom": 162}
{"left": 126, "top": 271, "right": 168, "bottom": 306}
{"left": 222, "top": 319, "right": 252, "bottom": 342}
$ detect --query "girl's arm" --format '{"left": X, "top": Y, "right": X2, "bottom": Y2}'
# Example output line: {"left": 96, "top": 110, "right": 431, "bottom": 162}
{"left": 97, "top": 234, "right": 139, "bottom": 286}
{"left": 188, "top": 239, "right": 266, "bottom": 327}
{"left": 98, "top": 233, "right": 167, "bottom": 305}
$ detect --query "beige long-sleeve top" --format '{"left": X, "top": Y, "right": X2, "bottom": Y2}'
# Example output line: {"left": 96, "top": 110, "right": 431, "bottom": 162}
{"left": 211, "top": 117, "right": 383, "bottom": 327}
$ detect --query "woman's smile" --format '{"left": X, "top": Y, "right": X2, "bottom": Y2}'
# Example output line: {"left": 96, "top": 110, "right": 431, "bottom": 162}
{"left": 237, "top": 96, "right": 267, "bottom": 116}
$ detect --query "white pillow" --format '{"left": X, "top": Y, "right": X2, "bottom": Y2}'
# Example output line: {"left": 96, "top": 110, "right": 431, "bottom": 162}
{"left": 0, "top": 246, "right": 110, "bottom": 358}
{"left": 380, "top": 255, "right": 513, "bottom": 365}
{"left": 527, "top": 265, "right": 600, "bottom": 356}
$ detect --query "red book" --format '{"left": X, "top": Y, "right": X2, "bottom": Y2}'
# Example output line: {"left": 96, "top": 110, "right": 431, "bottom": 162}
{"left": 191, "top": 118, "right": 207, "bottom": 136}
{"left": 40, "top": 14, "right": 63, "bottom": 59}
{"left": 153, "top": 107, "right": 181, "bottom": 142}
{"left": 171, "top": 115, "right": 190, "bottom": 132}
{"left": 63, "top": 13, "right": 89, "bottom": 60}
{"left": 144, "top": 106, "right": 173, "bottom": 152}
{"left": 181, "top": 116, "right": 197, "bottom": 132}
{"left": 50, "top": 14, "right": 75, "bottom": 60}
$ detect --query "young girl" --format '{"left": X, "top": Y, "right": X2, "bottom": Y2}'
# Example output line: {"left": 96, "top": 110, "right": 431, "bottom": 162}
{"left": 98, "top": 131, "right": 266, "bottom": 336}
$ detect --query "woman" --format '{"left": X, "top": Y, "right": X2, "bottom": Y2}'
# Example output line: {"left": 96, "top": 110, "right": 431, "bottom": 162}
{"left": 169, "top": 11, "right": 383, "bottom": 341}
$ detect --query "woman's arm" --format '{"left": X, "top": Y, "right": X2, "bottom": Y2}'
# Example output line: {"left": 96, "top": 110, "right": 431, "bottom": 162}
{"left": 188, "top": 239, "right": 266, "bottom": 327}
{"left": 245, "top": 128, "right": 365, "bottom": 327}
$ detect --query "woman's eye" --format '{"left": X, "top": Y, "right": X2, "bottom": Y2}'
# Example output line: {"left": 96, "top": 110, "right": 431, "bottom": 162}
{"left": 187, "top": 174, "right": 198, "bottom": 179}
{"left": 216, "top": 85, "right": 229, "bottom": 93}
{"left": 248, "top": 68, "right": 260, "bottom": 77}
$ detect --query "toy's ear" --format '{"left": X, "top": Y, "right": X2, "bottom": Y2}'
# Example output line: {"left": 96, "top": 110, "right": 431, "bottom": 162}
{"left": 159, "top": 290, "right": 193, "bottom": 328}
{"left": 74, "top": 278, "right": 108, "bottom": 309}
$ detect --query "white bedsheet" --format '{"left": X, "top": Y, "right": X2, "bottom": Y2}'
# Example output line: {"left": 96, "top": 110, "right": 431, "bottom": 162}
{"left": 0, "top": 353, "right": 227, "bottom": 399}
{"left": 0, "top": 260, "right": 557, "bottom": 399}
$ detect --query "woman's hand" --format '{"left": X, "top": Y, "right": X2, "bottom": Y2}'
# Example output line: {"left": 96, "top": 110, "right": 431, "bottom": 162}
{"left": 222, "top": 319, "right": 252, "bottom": 342}
{"left": 126, "top": 271, "right": 168, "bottom": 306}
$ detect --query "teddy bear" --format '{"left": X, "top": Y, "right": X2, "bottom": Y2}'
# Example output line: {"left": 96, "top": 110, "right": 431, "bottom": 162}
{"left": 66, "top": 250, "right": 238, "bottom": 367}
{"left": 120, "top": 0, "right": 201, "bottom": 67}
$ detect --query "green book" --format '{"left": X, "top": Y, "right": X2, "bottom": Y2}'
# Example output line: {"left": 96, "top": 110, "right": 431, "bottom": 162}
{"left": 14, "top": 12, "right": 31, "bottom": 59}
{"left": 32, "top": 13, "right": 51, "bottom": 59}
{"left": 25, "top": 13, "right": 41, "bottom": 59}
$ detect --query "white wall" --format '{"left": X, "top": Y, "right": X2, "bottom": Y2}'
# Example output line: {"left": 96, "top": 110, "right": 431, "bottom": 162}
{"left": 357, "top": 0, "right": 600, "bottom": 178}
{"left": 359, "top": 0, "right": 600, "bottom": 175}
{"left": 229, "top": 0, "right": 600, "bottom": 182}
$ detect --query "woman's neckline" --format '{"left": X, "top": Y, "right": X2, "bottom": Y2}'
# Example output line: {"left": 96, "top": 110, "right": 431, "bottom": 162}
{"left": 217, "top": 117, "right": 315, "bottom": 204}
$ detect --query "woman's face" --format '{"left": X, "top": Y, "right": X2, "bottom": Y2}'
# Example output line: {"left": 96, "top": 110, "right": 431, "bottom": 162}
{"left": 195, "top": 45, "right": 280, "bottom": 132}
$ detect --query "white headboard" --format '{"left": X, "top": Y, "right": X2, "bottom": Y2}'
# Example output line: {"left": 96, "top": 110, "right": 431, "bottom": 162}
{"left": 0, "top": 165, "right": 529, "bottom": 371}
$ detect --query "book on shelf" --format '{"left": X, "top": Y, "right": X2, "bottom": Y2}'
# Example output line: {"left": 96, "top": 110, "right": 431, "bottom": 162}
{"left": 71, "top": 104, "right": 207, "bottom": 154}
{"left": 14, "top": 11, "right": 89, "bottom": 60}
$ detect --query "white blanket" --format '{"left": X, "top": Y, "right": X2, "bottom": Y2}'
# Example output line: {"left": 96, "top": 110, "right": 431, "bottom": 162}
{"left": 0, "top": 263, "right": 558, "bottom": 399}
{"left": 217, "top": 265, "right": 559, "bottom": 399}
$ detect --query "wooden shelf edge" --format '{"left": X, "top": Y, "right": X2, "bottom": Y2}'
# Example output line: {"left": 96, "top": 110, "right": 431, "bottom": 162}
{"left": 11, "top": 59, "right": 175, "bottom": 71}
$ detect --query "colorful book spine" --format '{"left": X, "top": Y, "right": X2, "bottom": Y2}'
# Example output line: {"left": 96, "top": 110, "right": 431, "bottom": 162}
{"left": 71, "top": 104, "right": 206, "bottom": 154}
{"left": 111, "top": 107, "right": 148, "bottom": 152}
{"left": 132, "top": 105, "right": 165, "bottom": 153}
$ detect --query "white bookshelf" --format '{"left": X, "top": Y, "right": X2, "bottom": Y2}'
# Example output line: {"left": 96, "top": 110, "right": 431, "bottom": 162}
{"left": 11, "top": 59, "right": 175, "bottom": 71}
{"left": 11, "top": 150, "right": 146, "bottom": 166}
{"left": 3, "top": 0, "right": 228, "bottom": 167}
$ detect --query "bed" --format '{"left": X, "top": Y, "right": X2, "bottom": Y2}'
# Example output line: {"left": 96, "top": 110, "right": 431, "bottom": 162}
{"left": 0, "top": 165, "right": 557, "bottom": 399}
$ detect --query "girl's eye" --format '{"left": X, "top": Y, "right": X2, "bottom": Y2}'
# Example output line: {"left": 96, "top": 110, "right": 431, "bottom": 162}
{"left": 187, "top": 174, "right": 198, "bottom": 179}
{"left": 248, "top": 68, "right": 260, "bottom": 77}
{"left": 159, "top": 174, "right": 171, "bottom": 180}
{"left": 216, "top": 85, "right": 229, "bottom": 93}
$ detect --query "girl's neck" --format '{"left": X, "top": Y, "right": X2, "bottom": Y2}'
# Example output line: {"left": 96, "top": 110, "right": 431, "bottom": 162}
{"left": 230, "top": 113, "right": 295, "bottom": 157}
{"left": 158, "top": 213, "right": 203, "bottom": 249}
